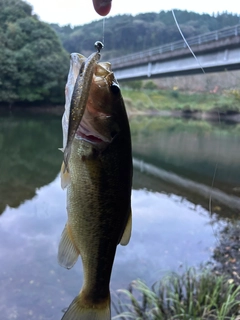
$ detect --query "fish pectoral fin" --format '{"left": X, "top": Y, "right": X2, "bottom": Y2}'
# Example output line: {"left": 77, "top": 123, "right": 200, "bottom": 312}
{"left": 120, "top": 209, "right": 132, "bottom": 246}
{"left": 58, "top": 224, "right": 79, "bottom": 269}
{"left": 60, "top": 161, "right": 70, "bottom": 189}
{"left": 61, "top": 293, "right": 110, "bottom": 320}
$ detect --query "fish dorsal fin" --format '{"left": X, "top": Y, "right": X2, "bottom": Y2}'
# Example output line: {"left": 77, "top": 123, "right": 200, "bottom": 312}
{"left": 120, "top": 209, "right": 132, "bottom": 246}
{"left": 58, "top": 224, "right": 79, "bottom": 269}
{"left": 60, "top": 161, "right": 70, "bottom": 189}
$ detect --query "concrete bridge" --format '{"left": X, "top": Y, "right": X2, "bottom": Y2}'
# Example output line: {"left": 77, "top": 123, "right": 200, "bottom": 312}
{"left": 110, "top": 25, "right": 240, "bottom": 80}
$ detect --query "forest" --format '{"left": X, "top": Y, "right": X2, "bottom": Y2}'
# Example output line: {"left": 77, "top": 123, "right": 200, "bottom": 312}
{"left": 51, "top": 10, "right": 240, "bottom": 59}
{"left": 0, "top": 0, "right": 239, "bottom": 106}
{"left": 0, "top": 0, "right": 69, "bottom": 106}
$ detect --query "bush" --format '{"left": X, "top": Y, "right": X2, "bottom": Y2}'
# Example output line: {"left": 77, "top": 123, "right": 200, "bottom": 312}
{"left": 120, "top": 80, "right": 143, "bottom": 90}
{"left": 113, "top": 268, "right": 240, "bottom": 320}
{"left": 143, "top": 81, "right": 158, "bottom": 90}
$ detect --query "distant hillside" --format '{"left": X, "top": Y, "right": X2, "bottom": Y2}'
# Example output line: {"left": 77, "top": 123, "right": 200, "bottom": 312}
{"left": 51, "top": 10, "right": 240, "bottom": 59}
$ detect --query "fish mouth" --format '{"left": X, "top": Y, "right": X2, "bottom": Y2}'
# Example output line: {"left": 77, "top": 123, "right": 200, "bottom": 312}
{"left": 76, "top": 117, "right": 112, "bottom": 147}
{"left": 74, "top": 61, "right": 117, "bottom": 149}
{"left": 76, "top": 130, "right": 108, "bottom": 145}
{"left": 74, "top": 61, "right": 118, "bottom": 148}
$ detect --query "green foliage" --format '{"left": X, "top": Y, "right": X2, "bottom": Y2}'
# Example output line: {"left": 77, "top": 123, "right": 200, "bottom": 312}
{"left": 227, "top": 89, "right": 240, "bottom": 102}
{"left": 169, "top": 90, "right": 179, "bottom": 99}
{"left": 143, "top": 81, "right": 159, "bottom": 90}
{"left": 0, "top": 0, "right": 69, "bottom": 106}
{"left": 113, "top": 268, "right": 240, "bottom": 319}
{"left": 121, "top": 88, "right": 239, "bottom": 113}
{"left": 121, "top": 81, "right": 143, "bottom": 90}
{"left": 51, "top": 10, "right": 240, "bottom": 58}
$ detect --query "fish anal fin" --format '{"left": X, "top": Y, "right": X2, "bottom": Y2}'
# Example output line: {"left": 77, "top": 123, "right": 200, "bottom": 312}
{"left": 58, "top": 224, "right": 79, "bottom": 269}
{"left": 120, "top": 209, "right": 132, "bottom": 246}
{"left": 60, "top": 161, "right": 70, "bottom": 189}
{"left": 61, "top": 292, "right": 110, "bottom": 320}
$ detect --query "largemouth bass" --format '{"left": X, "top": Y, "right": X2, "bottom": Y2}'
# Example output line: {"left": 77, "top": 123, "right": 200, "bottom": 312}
{"left": 58, "top": 44, "right": 133, "bottom": 320}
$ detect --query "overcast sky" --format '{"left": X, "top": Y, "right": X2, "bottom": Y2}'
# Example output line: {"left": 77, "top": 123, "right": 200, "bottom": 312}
{"left": 25, "top": 0, "right": 240, "bottom": 27}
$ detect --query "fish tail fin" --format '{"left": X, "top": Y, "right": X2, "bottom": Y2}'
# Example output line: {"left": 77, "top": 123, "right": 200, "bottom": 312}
{"left": 61, "top": 292, "right": 111, "bottom": 320}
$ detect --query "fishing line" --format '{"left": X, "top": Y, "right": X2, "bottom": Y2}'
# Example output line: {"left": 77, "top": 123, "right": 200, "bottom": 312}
{"left": 102, "top": 17, "right": 105, "bottom": 46}
{"left": 209, "top": 162, "right": 221, "bottom": 245}
{"left": 208, "top": 109, "right": 221, "bottom": 211}
{"left": 172, "top": 10, "right": 221, "bottom": 238}
{"left": 171, "top": 9, "right": 205, "bottom": 74}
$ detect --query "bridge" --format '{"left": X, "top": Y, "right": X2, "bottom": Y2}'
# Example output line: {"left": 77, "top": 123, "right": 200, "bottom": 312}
{"left": 110, "top": 25, "right": 240, "bottom": 81}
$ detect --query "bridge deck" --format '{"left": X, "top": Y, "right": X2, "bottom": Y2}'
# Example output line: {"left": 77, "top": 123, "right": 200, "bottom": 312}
{"left": 110, "top": 25, "right": 240, "bottom": 80}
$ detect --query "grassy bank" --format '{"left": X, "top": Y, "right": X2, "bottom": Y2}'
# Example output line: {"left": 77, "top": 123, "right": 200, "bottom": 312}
{"left": 113, "top": 268, "right": 240, "bottom": 320}
{"left": 120, "top": 81, "right": 240, "bottom": 115}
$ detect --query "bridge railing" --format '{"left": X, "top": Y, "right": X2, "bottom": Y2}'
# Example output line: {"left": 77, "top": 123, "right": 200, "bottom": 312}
{"left": 111, "top": 24, "right": 240, "bottom": 67}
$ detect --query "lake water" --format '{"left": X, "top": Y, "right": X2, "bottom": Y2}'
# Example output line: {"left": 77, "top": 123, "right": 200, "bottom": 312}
{"left": 1, "top": 110, "right": 240, "bottom": 319}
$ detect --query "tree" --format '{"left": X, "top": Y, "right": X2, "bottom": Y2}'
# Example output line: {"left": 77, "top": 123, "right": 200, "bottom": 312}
{"left": 0, "top": 0, "right": 69, "bottom": 106}
{"left": 51, "top": 10, "right": 240, "bottom": 59}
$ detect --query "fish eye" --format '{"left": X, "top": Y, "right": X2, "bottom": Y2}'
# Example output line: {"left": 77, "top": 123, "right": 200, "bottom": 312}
{"left": 110, "top": 82, "right": 120, "bottom": 94}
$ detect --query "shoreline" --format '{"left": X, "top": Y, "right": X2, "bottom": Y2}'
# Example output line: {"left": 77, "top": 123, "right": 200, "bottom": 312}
{"left": 0, "top": 105, "right": 64, "bottom": 115}
{"left": 127, "top": 108, "right": 240, "bottom": 123}
{"left": 1, "top": 105, "right": 240, "bottom": 123}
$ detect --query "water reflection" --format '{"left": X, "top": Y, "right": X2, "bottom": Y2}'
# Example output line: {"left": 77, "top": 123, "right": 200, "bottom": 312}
{"left": 131, "top": 116, "right": 240, "bottom": 218}
{"left": 0, "top": 112, "right": 239, "bottom": 319}
{"left": 130, "top": 116, "right": 240, "bottom": 188}
{"left": 0, "top": 175, "right": 217, "bottom": 319}
{"left": 0, "top": 112, "right": 62, "bottom": 215}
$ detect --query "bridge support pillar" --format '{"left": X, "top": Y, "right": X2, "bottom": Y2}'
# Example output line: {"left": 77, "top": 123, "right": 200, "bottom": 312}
{"left": 147, "top": 62, "right": 152, "bottom": 77}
